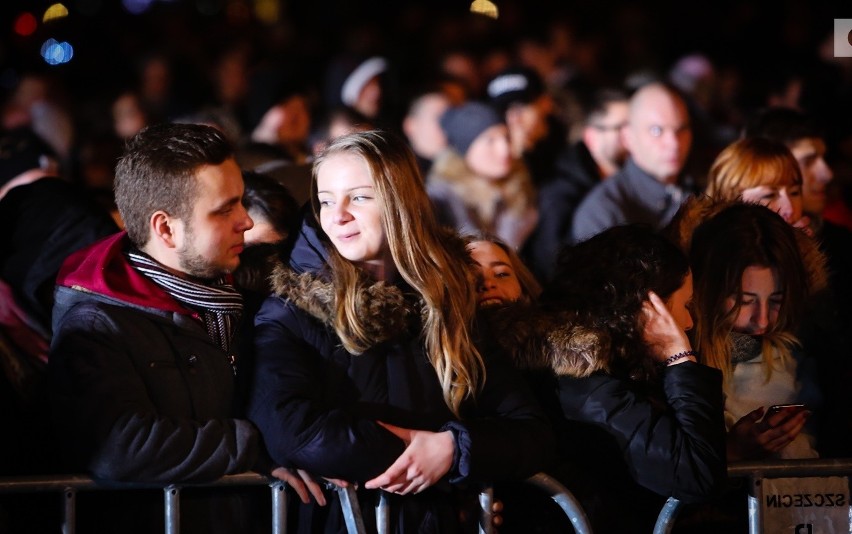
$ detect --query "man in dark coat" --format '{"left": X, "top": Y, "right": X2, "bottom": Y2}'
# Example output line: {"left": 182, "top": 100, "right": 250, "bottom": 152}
{"left": 572, "top": 83, "right": 694, "bottom": 243}
{"left": 49, "top": 123, "right": 288, "bottom": 533}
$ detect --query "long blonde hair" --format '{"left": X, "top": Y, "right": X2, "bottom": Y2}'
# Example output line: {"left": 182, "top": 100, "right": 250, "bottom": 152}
{"left": 311, "top": 130, "right": 485, "bottom": 416}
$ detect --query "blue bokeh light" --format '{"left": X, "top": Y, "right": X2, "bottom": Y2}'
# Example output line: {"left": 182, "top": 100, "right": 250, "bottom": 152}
{"left": 122, "top": 0, "right": 154, "bottom": 15}
{"left": 40, "top": 39, "right": 74, "bottom": 65}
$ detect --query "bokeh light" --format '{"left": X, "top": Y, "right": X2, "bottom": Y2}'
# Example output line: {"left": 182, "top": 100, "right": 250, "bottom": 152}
{"left": 43, "top": 3, "right": 70, "bottom": 23}
{"left": 254, "top": 0, "right": 279, "bottom": 24}
{"left": 122, "top": 0, "right": 154, "bottom": 15}
{"left": 40, "top": 38, "right": 75, "bottom": 65}
{"left": 13, "top": 13, "right": 38, "bottom": 36}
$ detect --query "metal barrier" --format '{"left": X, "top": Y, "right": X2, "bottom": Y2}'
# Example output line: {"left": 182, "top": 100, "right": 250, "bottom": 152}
{"left": 727, "top": 458, "right": 852, "bottom": 534}
{"left": 0, "top": 472, "right": 287, "bottom": 534}
{"left": 0, "top": 471, "right": 594, "bottom": 534}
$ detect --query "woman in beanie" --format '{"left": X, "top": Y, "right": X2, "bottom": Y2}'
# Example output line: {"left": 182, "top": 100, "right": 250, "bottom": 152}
{"left": 427, "top": 102, "right": 538, "bottom": 250}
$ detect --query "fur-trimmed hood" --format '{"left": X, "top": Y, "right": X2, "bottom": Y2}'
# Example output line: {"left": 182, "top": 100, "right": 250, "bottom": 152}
{"left": 481, "top": 303, "right": 615, "bottom": 379}
{"left": 666, "top": 195, "right": 829, "bottom": 295}
{"left": 427, "top": 149, "right": 536, "bottom": 225}
{"left": 269, "top": 263, "right": 422, "bottom": 347}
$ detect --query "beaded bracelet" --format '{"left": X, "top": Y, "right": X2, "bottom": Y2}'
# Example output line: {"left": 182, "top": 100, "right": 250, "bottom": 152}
{"left": 662, "top": 350, "right": 697, "bottom": 366}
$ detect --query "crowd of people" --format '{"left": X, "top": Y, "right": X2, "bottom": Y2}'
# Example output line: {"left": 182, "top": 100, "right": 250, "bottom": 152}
{"left": 2, "top": 3, "right": 852, "bottom": 533}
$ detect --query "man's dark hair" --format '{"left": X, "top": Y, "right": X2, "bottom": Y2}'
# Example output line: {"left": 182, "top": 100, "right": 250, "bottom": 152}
{"left": 581, "top": 88, "right": 629, "bottom": 126}
{"left": 742, "top": 107, "right": 822, "bottom": 146}
{"left": 241, "top": 170, "right": 299, "bottom": 240}
{"left": 115, "top": 123, "right": 233, "bottom": 247}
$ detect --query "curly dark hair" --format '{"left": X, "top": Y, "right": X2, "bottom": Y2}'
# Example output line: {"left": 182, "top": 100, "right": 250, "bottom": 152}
{"left": 544, "top": 225, "right": 690, "bottom": 381}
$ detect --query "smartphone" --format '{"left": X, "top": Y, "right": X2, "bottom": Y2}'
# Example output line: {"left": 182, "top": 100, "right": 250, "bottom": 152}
{"left": 765, "top": 404, "right": 806, "bottom": 418}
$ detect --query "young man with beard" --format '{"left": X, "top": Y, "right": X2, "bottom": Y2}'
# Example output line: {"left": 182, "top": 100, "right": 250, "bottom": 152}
{"left": 49, "top": 123, "right": 319, "bottom": 533}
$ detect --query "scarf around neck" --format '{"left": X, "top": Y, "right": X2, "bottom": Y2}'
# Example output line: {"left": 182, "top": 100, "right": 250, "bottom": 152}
{"left": 126, "top": 249, "right": 243, "bottom": 362}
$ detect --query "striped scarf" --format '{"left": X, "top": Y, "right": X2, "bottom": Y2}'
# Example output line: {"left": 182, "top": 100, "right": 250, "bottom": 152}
{"left": 126, "top": 250, "right": 243, "bottom": 361}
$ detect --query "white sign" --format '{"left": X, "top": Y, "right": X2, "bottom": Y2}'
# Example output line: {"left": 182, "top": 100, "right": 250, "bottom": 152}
{"left": 762, "top": 477, "right": 850, "bottom": 533}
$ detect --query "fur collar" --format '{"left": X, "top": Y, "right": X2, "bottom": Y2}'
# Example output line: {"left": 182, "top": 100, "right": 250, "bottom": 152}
{"left": 427, "top": 149, "right": 536, "bottom": 224}
{"left": 270, "top": 263, "right": 422, "bottom": 345}
{"left": 482, "top": 303, "right": 612, "bottom": 378}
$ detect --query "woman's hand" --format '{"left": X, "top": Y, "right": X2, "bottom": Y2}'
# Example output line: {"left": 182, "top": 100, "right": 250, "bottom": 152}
{"left": 364, "top": 422, "right": 455, "bottom": 495}
{"left": 270, "top": 467, "right": 330, "bottom": 505}
{"left": 727, "top": 406, "right": 810, "bottom": 461}
{"left": 641, "top": 291, "right": 692, "bottom": 364}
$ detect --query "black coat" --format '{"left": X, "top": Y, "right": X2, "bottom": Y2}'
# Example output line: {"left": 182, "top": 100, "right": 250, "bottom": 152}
{"left": 556, "top": 362, "right": 726, "bottom": 532}
{"left": 50, "top": 233, "right": 264, "bottom": 533}
{"left": 248, "top": 261, "right": 553, "bottom": 532}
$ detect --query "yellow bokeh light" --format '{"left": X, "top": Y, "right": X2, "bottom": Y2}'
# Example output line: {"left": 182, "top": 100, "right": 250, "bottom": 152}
{"left": 254, "top": 0, "right": 279, "bottom": 24}
{"left": 43, "top": 3, "right": 70, "bottom": 23}
{"left": 470, "top": 0, "right": 498, "bottom": 19}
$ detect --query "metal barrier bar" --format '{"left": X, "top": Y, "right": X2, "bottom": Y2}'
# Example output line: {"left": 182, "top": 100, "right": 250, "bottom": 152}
{"left": 652, "top": 497, "right": 681, "bottom": 534}
{"left": 376, "top": 490, "right": 390, "bottom": 534}
{"left": 478, "top": 485, "right": 494, "bottom": 534}
{"left": 525, "top": 472, "right": 593, "bottom": 534}
{"left": 337, "top": 485, "right": 367, "bottom": 534}
{"left": 164, "top": 486, "right": 179, "bottom": 534}
{"left": 271, "top": 481, "right": 287, "bottom": 534}
{"left": 62, "top": 487, "right": 76, "bottom": 534}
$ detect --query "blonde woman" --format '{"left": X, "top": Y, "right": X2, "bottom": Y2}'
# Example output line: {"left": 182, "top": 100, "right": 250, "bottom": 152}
{"left": 248, "top": 131, "right": 551, "bottom": 532}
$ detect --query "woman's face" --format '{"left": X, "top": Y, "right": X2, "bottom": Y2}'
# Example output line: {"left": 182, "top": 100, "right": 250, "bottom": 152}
{"left": 724, "top": 265, "right": 782, "bottom": 335}
{"left": 316, "top": 153, "right": 388, "bottom": 274}
{"left": 469, "top": 241, "right": 522, "bottom": 307}
{"left": 739, "top": 178, "right": 803, "bottom": 225}
{"left": 465, "top": 124, "right": 512, "bottom": 180}
{"left": 665, "top": 271, "right": 694, "bottom": 332}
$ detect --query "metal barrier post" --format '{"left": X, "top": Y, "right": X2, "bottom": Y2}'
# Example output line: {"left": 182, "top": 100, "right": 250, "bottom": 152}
{"left": 61, "top": 487, "right": 76, "bottom": 534}
{"left": 337, "top": 485, "right": 367, "bottom": 534}
{"left": 478, "top": 485, "right": 494, "bottom": 534}
{"left": 653, "top": 497, "right": 681, "bottom": 534}
{"left": 748, "top": 478, "right": 762, "bottom": 534}
{"left": 164, "top": 485, "right": 180, "bottom": 534}
{"left": 525, "top": 472, "right": 592, "bottom": 534}
{"left": 270, "top": 481, "right": 287, "bottom": 534}
{"left": 376, "top": 491, "right": 390, "bottom": 534}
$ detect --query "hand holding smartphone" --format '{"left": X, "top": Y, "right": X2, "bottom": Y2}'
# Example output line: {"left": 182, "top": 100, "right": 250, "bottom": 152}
{"left": 759, "top": 404, "right": 806, "bottom": 430}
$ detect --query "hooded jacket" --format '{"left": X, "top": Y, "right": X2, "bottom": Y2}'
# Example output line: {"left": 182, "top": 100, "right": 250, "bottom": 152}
{"left": 50, "top": 232, "right": 262, "bottom": 484}
{"left": 485, "top": 302, "right": 727, "bottom": 533}
{"left": 247, "top": 232, "right": 553, "bottom": 532}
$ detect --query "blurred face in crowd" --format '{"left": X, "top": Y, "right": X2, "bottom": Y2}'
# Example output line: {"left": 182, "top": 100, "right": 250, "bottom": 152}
{"left": 739, "top": 179, "right": 803, "bottom": 226}
{"left": 175, "top": 159, "right": 254, "bottom": 278}
{"left": 665, "top": 271, "right": 694, "bottom": 332}
{"left": 466, "top": 124, "right": 512, "bottom": 180}
{"left": 112, "top": 93, "right": 147, "bottom": 140}
{"left": 788, "top": 137, "right": 833, "bottom": 216}
{"left": 469, "top": 240, "right": 522, "bottom": 307}
{"left": 584, "top": 100, "right": 629, "bottom": 176}
{"left": 403, "top": 93, "right": 450, "bottom": 160}
{"left": 725, "top": 265, "right": 782, "bottom": 336}
{"left": 623, "top": 85, "right": 692, "bottom": 184}
{"left": 276, "top": 95, "right": 311, "bottom": 146}
{"left": 316, "top": 153, "right": 388, "bottom": 277}
{"left": 506, "top": 94, "right": 554, "bottom": 154}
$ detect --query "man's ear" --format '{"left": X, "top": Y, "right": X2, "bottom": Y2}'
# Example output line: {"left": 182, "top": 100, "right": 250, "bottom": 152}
{"left": 150, "top": 210, "right": 179, "bottom": 249}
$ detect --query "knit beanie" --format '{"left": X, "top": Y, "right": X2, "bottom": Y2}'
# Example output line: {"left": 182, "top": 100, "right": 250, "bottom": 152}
{"left": 439, "top": 102, "right": 503, "bottom": 156}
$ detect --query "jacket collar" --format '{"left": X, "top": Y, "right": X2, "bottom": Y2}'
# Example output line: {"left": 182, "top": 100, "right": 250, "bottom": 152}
{"left": 56, "top": 232, "right": 191, "bottom": 315}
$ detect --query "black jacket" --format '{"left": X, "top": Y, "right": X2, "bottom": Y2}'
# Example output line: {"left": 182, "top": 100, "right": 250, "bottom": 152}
{"left": 50, "top": 233, "right": 264, "bottom": 533}
{"left": 247, "top": 237, "right": 553, "bottom": 532}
